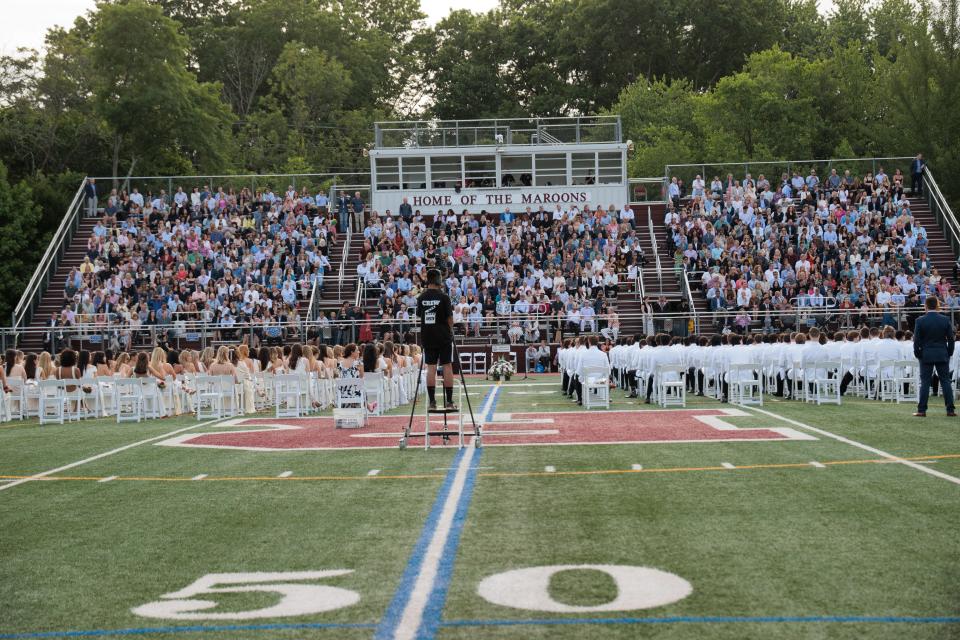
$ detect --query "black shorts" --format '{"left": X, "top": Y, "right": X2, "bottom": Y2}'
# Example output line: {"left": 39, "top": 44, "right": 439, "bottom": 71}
{"left": 423, "top": 342, "right": 454, "bottom": 366}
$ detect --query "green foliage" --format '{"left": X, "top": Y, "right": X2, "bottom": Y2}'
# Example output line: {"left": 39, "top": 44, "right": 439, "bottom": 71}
{"left": 0, "top": 162, "right": 45, "bottom": 321}
{"left": 91, "top": 1, "right": 234, "bottom": 177}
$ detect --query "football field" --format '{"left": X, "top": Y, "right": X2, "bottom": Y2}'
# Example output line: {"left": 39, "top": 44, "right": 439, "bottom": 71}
{"left": 1, "top": 376, "right": 958, "bottom": 640}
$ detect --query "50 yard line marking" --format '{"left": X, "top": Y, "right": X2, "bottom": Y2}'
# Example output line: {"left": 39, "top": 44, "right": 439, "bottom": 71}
{"left": 743, "top": 406, "right": 960, "bottom": 487}
{"left": 375, "top": 383, "right": 499, "bottom": 640}
{"left": 0, "top": 417, "right": 227, "bottom": 493}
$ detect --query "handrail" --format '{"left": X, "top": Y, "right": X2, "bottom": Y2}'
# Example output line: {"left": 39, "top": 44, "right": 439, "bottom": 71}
{"left": 1, "top": 304, "right": 945, "bottom": 353}
{"left": 337, "top": 220, "right": 353, "bottom": 300}
{"left": 665, "top": 155, "right": 915, "bottom": 178}
{"left": 307, "top": 276, "right": 321, "bottom": 322}
{"left": 89, "top": 171, "right": 371, "bottom": 182}
{"left": 680, "top": 269, "right": 698, "bottom": 335}
{"left": 12, "top": 178, "right": 88, "bottom": 329}
{"left": 922, "top": 167, "right": 960, "bottom": 256}
{"left": 1, "top": 306, "right": 933, "bottom": 334}
{"left": 354, "top": 276, "right": 365, "bottom": 308}
{"left": 647, "top": 206, "right": 663, "bottom": 292}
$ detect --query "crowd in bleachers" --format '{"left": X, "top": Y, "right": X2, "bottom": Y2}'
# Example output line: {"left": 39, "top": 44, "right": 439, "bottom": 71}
{"left": 56, "top": 182, "right": 369, "bottom": 346}
{"left": 664, "top": 165, "right": 952, "bottom": 332}
{"left": 358, "top": 203, "right": 642, "bottom": 342}
{"left": 0, "top": 339, "right": 420, "bottom": 423}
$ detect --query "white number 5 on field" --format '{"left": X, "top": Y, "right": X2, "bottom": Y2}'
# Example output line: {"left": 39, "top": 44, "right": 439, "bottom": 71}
{"left": 131, "top": 571, "right": 360, "bottom": 621}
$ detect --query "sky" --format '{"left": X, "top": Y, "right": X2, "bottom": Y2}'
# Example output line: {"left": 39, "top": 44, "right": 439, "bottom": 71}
{"left": 0, "top": 0, "right": 501, "bottom": 54}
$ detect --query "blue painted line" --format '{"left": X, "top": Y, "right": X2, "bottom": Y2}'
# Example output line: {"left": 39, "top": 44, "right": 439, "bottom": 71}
{"left": 0, "top": 621, "right": 375, "bottom": 639}
{"left": 483, "top": 385, "right": 500, "bottom": 423}
{"left": 417, "top": 388, "right": 497, "bottom": 639}
{"left": 4, "top": 613, "right": 957, "bottom": 638}
{"left": 440, "top": 614, "right": 960, "bottom": 627}
{"left": 372, "top": 386, "right": 494, "bottom": 640}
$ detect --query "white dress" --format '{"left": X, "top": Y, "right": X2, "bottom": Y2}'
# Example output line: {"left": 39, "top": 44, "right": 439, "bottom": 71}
{"left": 236, "top": 362, "right": 256, "bottom": 414}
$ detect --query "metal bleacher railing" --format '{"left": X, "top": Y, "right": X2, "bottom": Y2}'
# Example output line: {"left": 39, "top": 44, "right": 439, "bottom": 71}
{"left": 663, "top": 156, "right": 917, "bottom": 195}
{"left": 12, "top": 179, "right": 87, "bottom": 334}
{"left": 1, "top": 305, "right": 950, "bottom": 354}
{"left": 374, "top": 116, "right": 622, "bottom": 149}
{"left": 923, "top": 166, "right": 960, "bottom": 259}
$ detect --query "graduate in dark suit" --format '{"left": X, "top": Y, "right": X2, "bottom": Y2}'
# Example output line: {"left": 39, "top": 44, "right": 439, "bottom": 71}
{"left": 913, "top": 296, "right": 956, "bottom": 416}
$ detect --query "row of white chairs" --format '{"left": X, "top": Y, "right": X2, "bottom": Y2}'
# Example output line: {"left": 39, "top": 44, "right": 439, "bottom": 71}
{"left": 458, "top": 352, "right": 493, "bottom": 375}
{"left": 0, "top": 365, "right": 422, "bottom": 425}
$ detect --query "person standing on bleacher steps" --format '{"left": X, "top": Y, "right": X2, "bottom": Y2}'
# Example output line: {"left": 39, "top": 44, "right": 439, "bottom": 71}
{"left": 913, "top": 296, "right": 956, "bottom": 417}
{"left": 416, "top": 269, "right": 458, "bottom": 412}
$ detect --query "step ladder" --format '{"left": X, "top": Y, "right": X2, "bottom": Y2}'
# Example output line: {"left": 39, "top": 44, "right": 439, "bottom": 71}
{"left": 399, "top": 347, "right": 482, "bottom": 450}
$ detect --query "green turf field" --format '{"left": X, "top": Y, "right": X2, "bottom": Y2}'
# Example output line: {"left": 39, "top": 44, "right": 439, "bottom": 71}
{"left": 1, "top": 376, "right": 958, "bottom": 639}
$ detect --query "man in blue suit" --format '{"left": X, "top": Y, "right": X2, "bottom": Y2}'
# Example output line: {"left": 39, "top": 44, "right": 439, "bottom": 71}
{"left": 911, "top": 153, "right": 926, "bottom": 196}
{"left": 913, "top": 296, "right": 956, "bottom": 417}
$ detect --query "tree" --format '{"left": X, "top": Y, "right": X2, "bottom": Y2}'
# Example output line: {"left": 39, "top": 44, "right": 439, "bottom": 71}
{"left": 90, "top": 0, "right": 234, "bottom": 179}
{"left": 695, "top": 49, "right": 820, "bottom": 159}
{"left": 611, "top": 78, "right": 702, "bottom": 177}
{"left": 0, "top": 162, "right": 45, "bottom": 321}
{"left": 887, "top": 0, "right": 960, "bottom": 202}
{"left": 418, "top": 10, "right": 525, "bottom": 119}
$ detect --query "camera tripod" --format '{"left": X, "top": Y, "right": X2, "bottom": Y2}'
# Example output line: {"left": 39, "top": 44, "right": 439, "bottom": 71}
{"left": 399, "top": 338, "right": 481, "bottom": 450}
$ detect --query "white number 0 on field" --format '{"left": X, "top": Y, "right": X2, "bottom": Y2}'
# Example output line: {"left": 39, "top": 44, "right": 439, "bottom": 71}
{"left": 131, "top": 571, "right": 360, "bottom": 621}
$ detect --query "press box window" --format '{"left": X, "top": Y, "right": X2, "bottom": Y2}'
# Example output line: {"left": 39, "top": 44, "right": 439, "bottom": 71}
{"left": 375, "top": 157, "right": 400, "bottom": 190}
{"left": 535, "top": 154, "right": 568, "bottom": 187}
{"left": 401, "top": 157, "right": 426, "bottom": 190}
{"left": 430, "top": 156, "right": 462, "bottom": 188}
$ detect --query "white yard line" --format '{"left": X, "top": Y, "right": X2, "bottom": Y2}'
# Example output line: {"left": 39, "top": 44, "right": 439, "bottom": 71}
{"left": 746, "top": 406, "right": 960, "bottom": 487}
{"left": 394, "top": 444, "right": 476, "bottom": 640}
{"left": 391, "top": 386, "right": 498, "bottom": 640}
{"left": 0, "top": 417, "right": 226, "bottom": 493}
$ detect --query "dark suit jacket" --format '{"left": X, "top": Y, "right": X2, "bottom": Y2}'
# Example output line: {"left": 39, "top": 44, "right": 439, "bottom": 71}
{"left": 913, "top": 311, "right": 955, "bottom": 363}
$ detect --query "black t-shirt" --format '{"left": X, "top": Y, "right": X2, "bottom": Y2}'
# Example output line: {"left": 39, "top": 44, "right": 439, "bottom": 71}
{"left": 417, "top": 287, "right": 453, "bottom": 345}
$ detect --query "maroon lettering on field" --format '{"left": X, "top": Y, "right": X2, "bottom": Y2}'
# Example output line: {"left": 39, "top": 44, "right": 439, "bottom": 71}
{"left": 159, "top": 410, "right": 813, "bottom": 452}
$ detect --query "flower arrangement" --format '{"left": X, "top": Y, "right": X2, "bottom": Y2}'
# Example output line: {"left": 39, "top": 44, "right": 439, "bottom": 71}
{"left": 488, "top": 357, "right": 516, "bottom": 381}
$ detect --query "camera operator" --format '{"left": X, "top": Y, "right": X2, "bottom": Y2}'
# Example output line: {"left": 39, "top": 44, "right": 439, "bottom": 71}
{"left": 417, "top": 268, "right": 458, "bottom": 411}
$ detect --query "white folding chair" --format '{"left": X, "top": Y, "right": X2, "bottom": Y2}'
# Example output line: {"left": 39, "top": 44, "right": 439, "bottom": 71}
{"left": 459, "top": 352, "right": 473, "bottom": 375}
{"left": 877, "top": 360, "right": 898, "bottom": 402}
{"left": 62, "top": 380, "right": 86, "bottom": 422}
{"left": 115, "top": 379, "right": 143, "bottom": 423}
{"left": 581, "top": 365, "right": 610, "bottom": 409}
{"left": 139, "top": 378, "right": 165, "bottom": 419}
{"left": 38, "top": 379, "right": 66, "bottom": 425}
{"left": 218, "top": 375, "right": 239, "bottom": 416}
{"left": 22, "top": 381, "right": 40, "bottom": 418}
{"left": 473, "top": 353, "right": 487, "bottom": 377}
{"left": 813, "top": 360, "right": 842, "bottom": 406}
{"left": 363, "top": 372, "right": 386, "bottom": 416}
{"left": 194, "top": 375, "right": 223, "bottom": 420}
{"left": 256, "top": 372, "right": 273, "bottom": 410}
{"left": 5, "top": 377, "right": 25, "bottom": 421}
{"left": 894, "top": 360, "right": 919, "bottom": 404}
{"left": 657, "top": 364, "right": 686, "bottom": 408}
{"left": 729, "top": 364, "right": 762, "bottom": 406}
{"left": 98, "top": 377, "right": 117, "bottom": 417}
{"left": 274, "top": 374, "right": 303, "bottom": 418}
{"left": 0, "top": 386, "right": 10, "bottom": 422}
